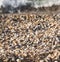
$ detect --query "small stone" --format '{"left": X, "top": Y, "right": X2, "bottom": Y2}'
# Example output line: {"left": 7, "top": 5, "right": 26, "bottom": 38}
{"left": 57, "top": 35, "right": 60, "bottom": 41}
{"left": 16, "top": 59, "right": 21, "bottom": 62}
{"left": 0, "top": 59, "right": 3, "bottom": 62}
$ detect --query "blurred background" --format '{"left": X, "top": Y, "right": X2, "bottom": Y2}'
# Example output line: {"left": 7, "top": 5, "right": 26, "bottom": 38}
{"left": 0, "top": 0, "right": 60, "bottom": 7}
{"left": 0, "top": 0, "right": 60, "bottom": 13}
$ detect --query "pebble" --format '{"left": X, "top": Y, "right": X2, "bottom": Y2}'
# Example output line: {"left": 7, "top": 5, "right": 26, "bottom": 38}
{"left": 0, "top": 13, "right": 60, "bottom": 62}
{"left": 0, "top": 59, "right": 3, "bottom": 62}
{"left": 16, "top": 59, "right": 21, "bottom": 62}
